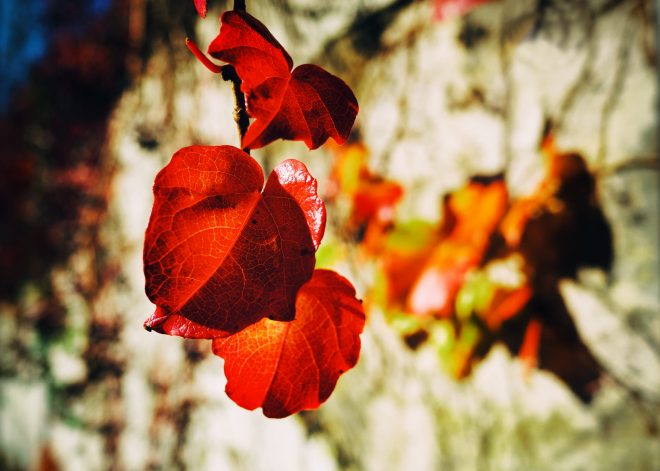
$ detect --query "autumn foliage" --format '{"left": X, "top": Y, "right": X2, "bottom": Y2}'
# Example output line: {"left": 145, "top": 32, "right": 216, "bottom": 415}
{"left": 143, "top": 5, "right": 363, "bottom": 417}
{"left": 143, "top": 1, "right": 610, "bottom": 417}
{"left": 209, "top": 11, "right": 359, "bottom": 150}
{"left": 330, "top": 135, "right": 610, "bottom": 399}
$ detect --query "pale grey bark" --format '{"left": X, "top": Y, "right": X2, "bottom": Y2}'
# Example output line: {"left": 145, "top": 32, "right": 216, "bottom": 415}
{"left": 0, "top": 1, "right": 658, "bottom": 470}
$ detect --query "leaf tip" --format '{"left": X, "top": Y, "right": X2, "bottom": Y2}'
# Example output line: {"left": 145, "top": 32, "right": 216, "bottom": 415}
{"left": 193, "top": 0, "right": 207, "bottom": 18}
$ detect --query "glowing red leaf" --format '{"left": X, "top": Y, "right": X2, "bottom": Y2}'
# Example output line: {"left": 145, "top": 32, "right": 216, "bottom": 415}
{"left": 212, "top": 269, "right": 365, "bottom": 418}
{"left": 208, "top": 11, "right": 358, "bottom": 150}
{"left": 194, "top": 0, "right": 207, "bottom": 18}
{"left": 143, "top": 145, "right": 326, "bottom": 338}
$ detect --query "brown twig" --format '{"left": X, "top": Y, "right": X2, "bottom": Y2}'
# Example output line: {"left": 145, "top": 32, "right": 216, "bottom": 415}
{"left": 221, "top": 65, "right": 250, "bottom": 151}
{"left": 222, "top": 0, "right": 250, "bottom": 151}
{"left": 185, "top": 0, "right": 250, "bottom": 149}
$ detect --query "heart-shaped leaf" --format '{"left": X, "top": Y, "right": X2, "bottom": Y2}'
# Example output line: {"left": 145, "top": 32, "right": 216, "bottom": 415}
{"left": 143, "top": 145, "right": 326, "bottom": 338}
{"left": 208, "top": 11, "right": 359, "bottom": 150}
{"left": 212, "top": 269, "right": 365, "bottom": 418}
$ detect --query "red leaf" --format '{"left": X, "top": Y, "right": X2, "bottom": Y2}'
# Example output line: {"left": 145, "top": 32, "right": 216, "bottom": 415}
{"left": 194, "top": 0, "right": 207, "bottom": 18}
{"left": 433, "top": 0, "right": 497, "bottom": 20}
{"left": 143, "top": 146, "right": 326, "bottom": 338}
{"left": 208, "top": 11, "right": 359, "bottom": 150}
{"left": 212, "top": 269, "right": 365, "bottom": 418}
{"left": 352, "top": 180, "right": 403, "bottom": 225}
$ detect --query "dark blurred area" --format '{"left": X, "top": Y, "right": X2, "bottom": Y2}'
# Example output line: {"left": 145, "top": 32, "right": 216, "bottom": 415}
{"left": 0, "top": 0, "right": 199, "bottom": 309}
{"left": 1, "top": 0, "right": 128, "bottom": 307}
{"left": 0, "top": 3, "right": 199, "bottom": 469}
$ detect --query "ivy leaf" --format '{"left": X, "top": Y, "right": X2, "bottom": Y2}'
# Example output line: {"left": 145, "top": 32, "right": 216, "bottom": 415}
{"left": 193, "top": 0, "right": 207, "bottom": 18}
{"left": 143, "top": 145, "right": 325, "bottom": 338}
{"left": 212, "top": 269, "right": 365, "bottom": 418}
{"left": 208, "top": 11, "right": 359, "bottom": 150}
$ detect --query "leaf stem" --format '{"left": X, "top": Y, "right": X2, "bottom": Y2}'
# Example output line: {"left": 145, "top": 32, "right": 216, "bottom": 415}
{"left": 185, "top": 38, "right": 223, "bottom": 74}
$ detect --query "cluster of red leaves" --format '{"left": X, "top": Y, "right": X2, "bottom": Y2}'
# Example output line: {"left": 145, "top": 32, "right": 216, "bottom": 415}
{"left": 209, "top": 11, "right": 358, "bottom": 150}
{"left": 143, "top": 6, "right": 364, "bottom": 418}
{"left": 349, "top": 135, "right": 609, "bottom": 399}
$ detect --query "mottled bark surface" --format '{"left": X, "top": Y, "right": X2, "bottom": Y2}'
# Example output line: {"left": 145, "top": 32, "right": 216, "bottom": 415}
{"left": 1, "top": 1, "right": 658, "bottom": 470}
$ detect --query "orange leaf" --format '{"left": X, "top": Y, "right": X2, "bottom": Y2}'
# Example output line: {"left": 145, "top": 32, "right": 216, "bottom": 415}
{"left": 519, "top": 318, "right": 542, "bottom": 371}
{"left": 483, "top": 286, "right": 532, "bottom": 329}
{"left": 406, "top": 179, "right": 508, "bottom": 316}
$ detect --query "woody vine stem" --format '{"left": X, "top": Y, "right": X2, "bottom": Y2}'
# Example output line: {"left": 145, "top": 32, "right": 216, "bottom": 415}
{"left": 185, "top": 0, "right": 250, "bottom": 152}
{"left": 223, "top": 0, "right": 250, "bottom": 152}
